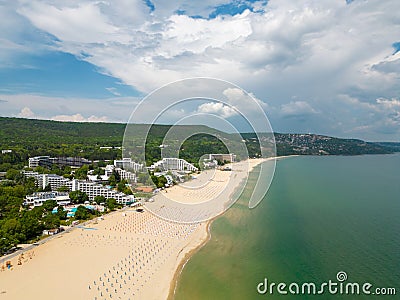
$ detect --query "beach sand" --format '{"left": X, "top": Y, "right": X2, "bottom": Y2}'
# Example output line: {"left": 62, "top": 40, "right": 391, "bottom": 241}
{"left": 0, "top": 158, "right": 267, "bottom": 300}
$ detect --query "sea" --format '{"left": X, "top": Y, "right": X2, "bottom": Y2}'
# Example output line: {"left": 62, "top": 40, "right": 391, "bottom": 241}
{"left": 174, "top": 154, "right": 400, "bottom": 300}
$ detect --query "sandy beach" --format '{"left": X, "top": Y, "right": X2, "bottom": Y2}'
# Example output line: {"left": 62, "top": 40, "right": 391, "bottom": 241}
{"left": 0, "top": 158, "right": 267, "bottom": 300}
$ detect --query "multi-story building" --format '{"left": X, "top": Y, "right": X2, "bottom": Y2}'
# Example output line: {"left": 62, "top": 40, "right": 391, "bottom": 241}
{"left": 24, "top": 191, "right": 70, "bottom": 207}
{"left": 67, "top": 180, "right": 134, "bottom": 205}
{"left": 28, "top": 156, "right": 91, "bottom": 168}
{"left": 149, "top": 158, "right": 198, "bottom": 172}
{"left": 88, "top": 165, "right": 136, "bottom": 183}
{"left": 23, "top": 171, "right": 135, "bottom": 205}
{"left": 114, "top": 158, "right": 143, "bottom": 172}
{"left": 115, "top": 168, "right": 136, "bottom": 182}
{"left": 28, "top": 156, "right": 53, "bottom": 168}
{"left": 23, "top": 171, "right": 70, "bottom": 190}
{"left": 53, "top": 157, "right": 91, "bottom": 167}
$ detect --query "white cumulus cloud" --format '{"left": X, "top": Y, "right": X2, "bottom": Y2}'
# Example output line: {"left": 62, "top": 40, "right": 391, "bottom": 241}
{"left": 51, "top": 113, "right": 109, "bottom": 122}
{"left": 197, "top": 102, "right": 237, "bottom": 118}
{"left": 18, "top": 106, "right": 35, "bottom": 118}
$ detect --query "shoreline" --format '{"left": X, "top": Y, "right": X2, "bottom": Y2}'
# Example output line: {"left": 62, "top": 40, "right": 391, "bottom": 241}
{"left": 167, "top": 220, "right": 212, "bottom": 300}
{"left": 167, "top": 155, "right": 295, "bottom": 300}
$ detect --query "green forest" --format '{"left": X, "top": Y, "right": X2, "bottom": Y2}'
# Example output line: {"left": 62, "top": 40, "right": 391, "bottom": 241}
{"left": 1, "top": 117, "right": 396, "bottom": 172}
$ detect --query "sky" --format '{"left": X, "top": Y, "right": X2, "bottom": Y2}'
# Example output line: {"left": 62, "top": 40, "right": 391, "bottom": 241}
{"left": 0, "top": 0, "right": 399, "bottom": 141}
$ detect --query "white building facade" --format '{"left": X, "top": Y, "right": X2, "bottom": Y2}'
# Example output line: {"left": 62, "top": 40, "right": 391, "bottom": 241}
{"left": 149, "top": 158, "right": 198, "bottom": 172}
{"left": 24, "top": 191, "right": 70, "bottom": 207}
{"left": 23, "top": 171, "right": 135, "bottom": 205}
{"left": 114, "top": 158, "right": 143, "bottom": 172}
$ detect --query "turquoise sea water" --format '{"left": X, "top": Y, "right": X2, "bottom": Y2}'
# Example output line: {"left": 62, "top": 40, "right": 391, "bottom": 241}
{"left": 174, "top": 154, "right": 400, "bottom": 300}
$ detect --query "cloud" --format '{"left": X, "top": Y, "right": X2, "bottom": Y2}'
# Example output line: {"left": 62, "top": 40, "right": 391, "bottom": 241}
{"left": 197, "top": 102, "right": 237, "bottom": 118}
{"left": 339, "top": 95, "right": 400, "bottom": 137}
{"left": 106, "top": 87, "right": 121, "bottom": 96}
{"left": 0, "top": 93, "right": 140, "bottom": 123}
{"left": 0, "top": 99, "right": 8, "bottom": 103}
{"left": 281, "top": 101, "right": 318, "bottom": 117}
{"left": 51, "top": 113, "right": 109, "bottom": 122}
{"left": 17, "top": 2, "right": 131, "bottom": 44}
{"left": 18, "top": 106, "right": 35, "bottom": 118}
{"left": 1, "top": 0, "right": 400, "bottom": 140}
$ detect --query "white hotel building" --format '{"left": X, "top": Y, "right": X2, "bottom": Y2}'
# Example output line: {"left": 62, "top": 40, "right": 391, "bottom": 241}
{"left": 23, "top": 171, "right": 135, "bottom": 205}
{"left": 24, "top": 191, "right": 70, "bottom": 207}
{"left": 114, "top": 158, "right": 143, "bottom": 172}
{"left": 87, "top": 165, "right": 136, "bottom": 183}
{"left": 23, "top": 171, "right": 70, "bottom": 190}
{"left": 149, "top": 158, "right": 198, "bottom": 172}
{"left": 67, "top": 180, "right": 134, "bottom": 205}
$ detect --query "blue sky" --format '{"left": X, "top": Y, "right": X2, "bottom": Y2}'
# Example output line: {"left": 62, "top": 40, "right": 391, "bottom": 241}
{"left": 0, "top": 0, "right": 399, "bottom": 141}
{"left": 0, "top": 51, "right": 140, "bottom": 98}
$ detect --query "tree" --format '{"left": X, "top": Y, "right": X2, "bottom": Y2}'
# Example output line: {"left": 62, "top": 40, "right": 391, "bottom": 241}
{"left": 69, "top": 191, "right": 89, "bottom": 204}
{"left": 124, "top": 187, "right": 133, "bottom": 195}
{"left": 74, "top": 205, "right": 91, "bottom": 220}
{"left": 106, "top": 198, "right": 117, "bottom": 211}
{"left": 5, "top": 169, "right": 20, "bottom": 181}
{"left": 97, "top": 161, "right": 106, "bottom": 167}
{"left": 151, "top": 175, "right": 167, "bottom": 188}
{"left": 43, "top": 184, "right": 52, "bottom": 192}
{"left": 74, "top": 165, "right": 89, "bottom": 180}
{"left": 94, "top": 195, "right": 105, "bottom": 205}
{"left": 42, "top": 213, "right": 60, "bottom": 230}
{"left": 108, "top": 170, "right": 121, "bottom": 186}
{"left": 108, "top": 174, "right": 117, "bottom": 187}
{"left": 92, "top": 167, "right": 105, "bottom": 176}
{"left": 24, "top": 177, "right": 37, "bottom": 195}
{"left": 56, "top": 205, "right": 67, "bottom": 220}
{"left": 117, "top": 182, "right": 126, "bottom": 192}
{"left": 42, "top": 200, "right": 57, "bottom": 212}
{"left": 34, "top": 166, "right": 47, "bottom": 174}
{"left": 20, "top": 212, "right": 43, "bottom": 240}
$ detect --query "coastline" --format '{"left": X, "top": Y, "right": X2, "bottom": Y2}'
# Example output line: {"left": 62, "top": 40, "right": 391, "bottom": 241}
{"left": 167, "top": 155, "right": 293, "bottom": 300}
{"left": 167, "top": 220, "right": 212, "bottom": 300}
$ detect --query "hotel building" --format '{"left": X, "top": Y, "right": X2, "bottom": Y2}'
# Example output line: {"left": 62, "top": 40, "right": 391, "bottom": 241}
{"left": 114, "top": 158, "right": 143, "bottom": 172}
{"left": 24, "top": 191, "right": 70, "bottom": 207}
{"left": 28, "top": 156, "right": 92, "bottom": 168}
{"left": 149, "top": 158, "right": 198, "bottom": 172}
{"left": 23, "top": 171, "right": 135, "bottom": 205}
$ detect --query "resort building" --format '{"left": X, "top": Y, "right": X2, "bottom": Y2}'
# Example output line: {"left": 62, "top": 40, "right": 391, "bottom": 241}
{"left": 209, "top": 153, "right": 236, "bottom": 163}
{"left": 116, "top": 168, "right": 137, "bottom": 181}
{"left": 1, "top": 149, "right": 12, "bottom": 154}
{"left": 24, "top": 191, "right": 70, "bottom": 207}
{"left": 87, "top": 165, "right": 136, "bottom": 183}
{"left": 28, "top": 156, "right": 91, "bottom": 168}
{"left": 23, "top": 171, "right": 70, "bottom": 190}
{"left": 67, "top": 180, "right": 134, "bottom": 205}
{"left": 28, "top": 156, "right": 53, "bottom": 168}
{"left": 53, "top": 157, "right": 92, "bottom": 167}
{"left": 114, "top": 158, "right": 143, "bottom": 172}
{"left": 23, "top": 171, "right": 135, "bottom": 205}
{"left": 148, "top": 158, "right": 198, "bottom": 172}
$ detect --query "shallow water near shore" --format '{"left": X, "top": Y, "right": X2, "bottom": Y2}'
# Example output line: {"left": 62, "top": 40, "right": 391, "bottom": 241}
{"left": 174, "top": 154, "right": 400, "bottom": 300}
